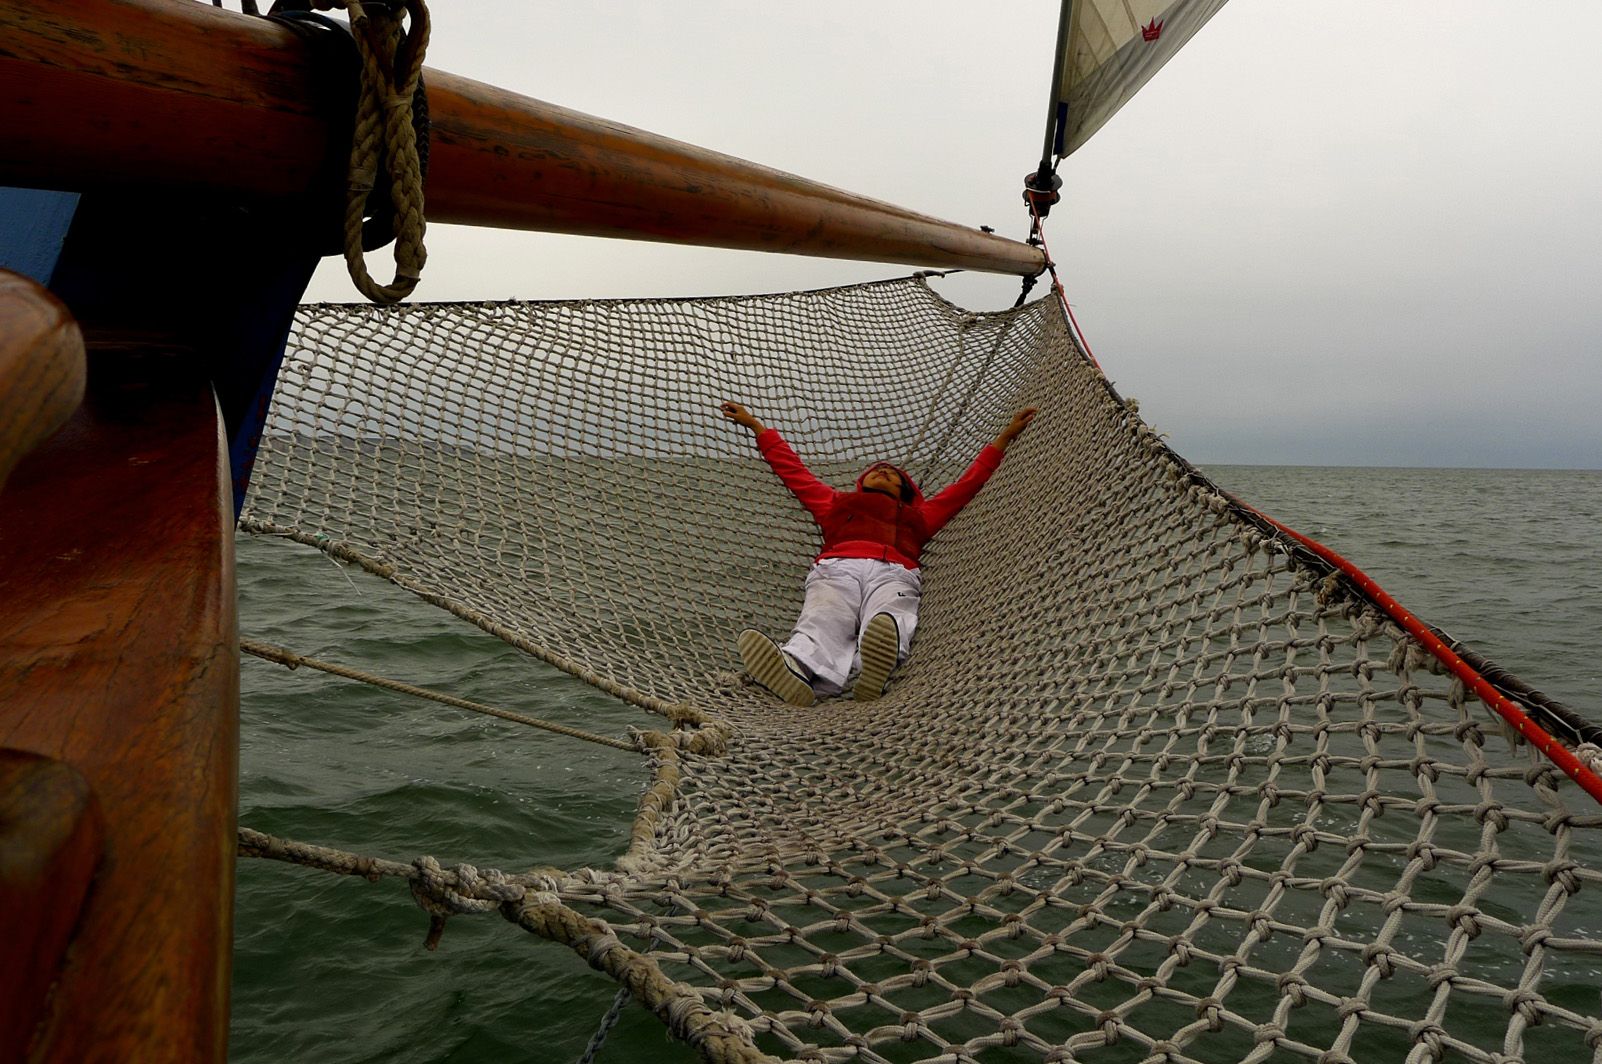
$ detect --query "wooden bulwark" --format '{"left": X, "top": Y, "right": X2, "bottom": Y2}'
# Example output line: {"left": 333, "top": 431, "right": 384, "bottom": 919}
{"left": 0, "top": 350, "right": 237, "bottom": 1061}
{"left": 0, "top": 0, "right": 1045, "bottom": 276}
{"left": 0, "top": 751, "right": 102, "bottom": 1059}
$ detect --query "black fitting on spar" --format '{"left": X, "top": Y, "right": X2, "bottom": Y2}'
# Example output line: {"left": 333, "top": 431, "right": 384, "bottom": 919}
{"left": 1013, "top": 272, "right": 1039, "bottom": 308}
{"left": 1022, "top": 168, "right": 1062, "bottom": 220}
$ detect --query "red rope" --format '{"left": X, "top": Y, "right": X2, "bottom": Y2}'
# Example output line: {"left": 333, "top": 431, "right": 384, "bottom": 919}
{"left": 1026, "top": 201, "right": 1102, "bottom": 371}
{"left": 1230, "top": 494, "right": 1602, "bottom": 807}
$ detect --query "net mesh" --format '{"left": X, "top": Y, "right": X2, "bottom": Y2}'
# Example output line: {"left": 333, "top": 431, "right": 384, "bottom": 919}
{"left": 240, "top": 277, "right": 1602, "bottom": 1063}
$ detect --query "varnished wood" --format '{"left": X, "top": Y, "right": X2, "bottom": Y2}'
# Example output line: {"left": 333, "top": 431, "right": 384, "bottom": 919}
{"left": 0, "top": 270, "right": 84, "bottom": 492}
{"left": 0, "top": 750, "right": 102, "bottom": 1059}
{"left": 0, "top": 0, "right": 1046, "bottom": 276}
{"left": 0, "top": 370, "right": 237, "bottom": 1063}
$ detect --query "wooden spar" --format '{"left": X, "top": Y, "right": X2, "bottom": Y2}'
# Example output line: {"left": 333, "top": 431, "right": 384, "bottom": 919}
{"left": 0, "top": 0, "right": 1046, "bottom": 277}
{"left": 0, "top": 273, "right": 237, "bottom": 1061}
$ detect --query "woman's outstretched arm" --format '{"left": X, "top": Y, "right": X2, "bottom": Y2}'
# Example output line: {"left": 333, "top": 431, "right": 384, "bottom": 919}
{"left": 719, "top": 401, "right": 834, "bottom": 520}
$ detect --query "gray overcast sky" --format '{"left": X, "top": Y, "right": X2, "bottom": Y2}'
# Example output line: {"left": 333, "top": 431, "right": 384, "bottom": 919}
{"left": 302, "top": 1, "right": 1602, "bottom": 469}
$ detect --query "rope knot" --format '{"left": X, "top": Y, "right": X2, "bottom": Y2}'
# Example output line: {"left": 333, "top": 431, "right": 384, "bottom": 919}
{"left": 1408, "top": 1020, "right": 1447, "bottom": 1057}
{"left": 1523, "top": 762, "right": 1561, "bottom": 790}
{"left": 1473, "top": 800, "right": 1509, "bottom": 830}
{"left": 1406, "top": 840, "right": 1438, "bottom": 869}
{"left": 1335, "top": 998, "right": 1367, "bottom": 1021}
{"left": 1503, "top": 987, "right": 1542, "bottom": 1023}
{"left": 1543, "top": 858, "right": 1581, "bottom": 893}
{"left": 1409, "top": 753, "right": 1448, "bottom": 785}
{"left": 1426, "top": 963, "right": 1459, "bottom": 989}
{"left": 1516, "top": 925, "right": 1552, "bottom": 957}
{"left": 1577, "top": 743, "right": 1602, "bottom": 776}
{"left": 1446, "top": 905, "right": 1483, "bottom": 939}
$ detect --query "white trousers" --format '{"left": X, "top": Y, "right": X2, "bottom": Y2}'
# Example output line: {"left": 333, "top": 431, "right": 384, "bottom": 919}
{"left": 781, "top": 557, "right": 922, "bottom": 696}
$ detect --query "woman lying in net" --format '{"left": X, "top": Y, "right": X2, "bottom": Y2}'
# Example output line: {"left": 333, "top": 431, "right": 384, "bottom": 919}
{"left": 718, "top": 401, "right": 1037, "bottom": 705}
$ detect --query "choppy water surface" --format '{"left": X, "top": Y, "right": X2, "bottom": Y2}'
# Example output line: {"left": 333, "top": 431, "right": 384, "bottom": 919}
{"left": 231, "top": 465, "right": 1601, "bottom": 1062}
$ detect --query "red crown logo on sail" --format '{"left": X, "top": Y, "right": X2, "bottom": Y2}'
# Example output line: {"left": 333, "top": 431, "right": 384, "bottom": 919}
{"left": 1142, "top": 18, "right": 1164, "bottom": 42}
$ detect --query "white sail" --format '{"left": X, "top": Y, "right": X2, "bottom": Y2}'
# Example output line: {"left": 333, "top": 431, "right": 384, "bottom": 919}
{"left": 1054, "top": 0, "right": 1229, "bottom": 158}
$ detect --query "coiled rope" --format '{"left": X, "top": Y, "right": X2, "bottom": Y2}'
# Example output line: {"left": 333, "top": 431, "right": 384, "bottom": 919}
{"left": 305, "top": 0, "right": 431, "bottom": 303}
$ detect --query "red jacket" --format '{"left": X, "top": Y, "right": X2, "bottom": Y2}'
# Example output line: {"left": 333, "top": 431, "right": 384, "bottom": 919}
{"left": 756, "top": 428, "right": 1004, "bottom": 569}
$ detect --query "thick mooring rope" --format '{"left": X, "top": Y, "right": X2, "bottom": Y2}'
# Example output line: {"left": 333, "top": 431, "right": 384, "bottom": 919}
{"left": 237, "top": 827, "right": 773, "bottom": 1061}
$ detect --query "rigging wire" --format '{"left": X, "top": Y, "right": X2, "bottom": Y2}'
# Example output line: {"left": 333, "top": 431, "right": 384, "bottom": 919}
{"left": 1024, "top": 197, "right": 1101, "bottom": 371}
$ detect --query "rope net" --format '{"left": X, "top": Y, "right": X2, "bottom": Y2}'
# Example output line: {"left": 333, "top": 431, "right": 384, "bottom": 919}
{"left": 240, "top": 277, "right": 1602, "bottom": 1063}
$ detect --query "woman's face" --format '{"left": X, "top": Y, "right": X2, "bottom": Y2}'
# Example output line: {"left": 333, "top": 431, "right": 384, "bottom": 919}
{"left": 861, "top": 465, "right": 905, "bottom": 498}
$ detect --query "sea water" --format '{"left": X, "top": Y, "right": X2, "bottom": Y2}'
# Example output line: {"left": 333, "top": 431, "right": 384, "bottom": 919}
{"left": 230, "top": 466, "right": 1602, "bottom": 1063}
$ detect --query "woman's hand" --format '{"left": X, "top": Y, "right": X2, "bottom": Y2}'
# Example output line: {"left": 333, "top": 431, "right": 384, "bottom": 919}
{"left": 719, "top": 401, "right": 765, "bottom": 433}
{"left": 993, "top": 406, "right": 1038, "bottom": 452}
